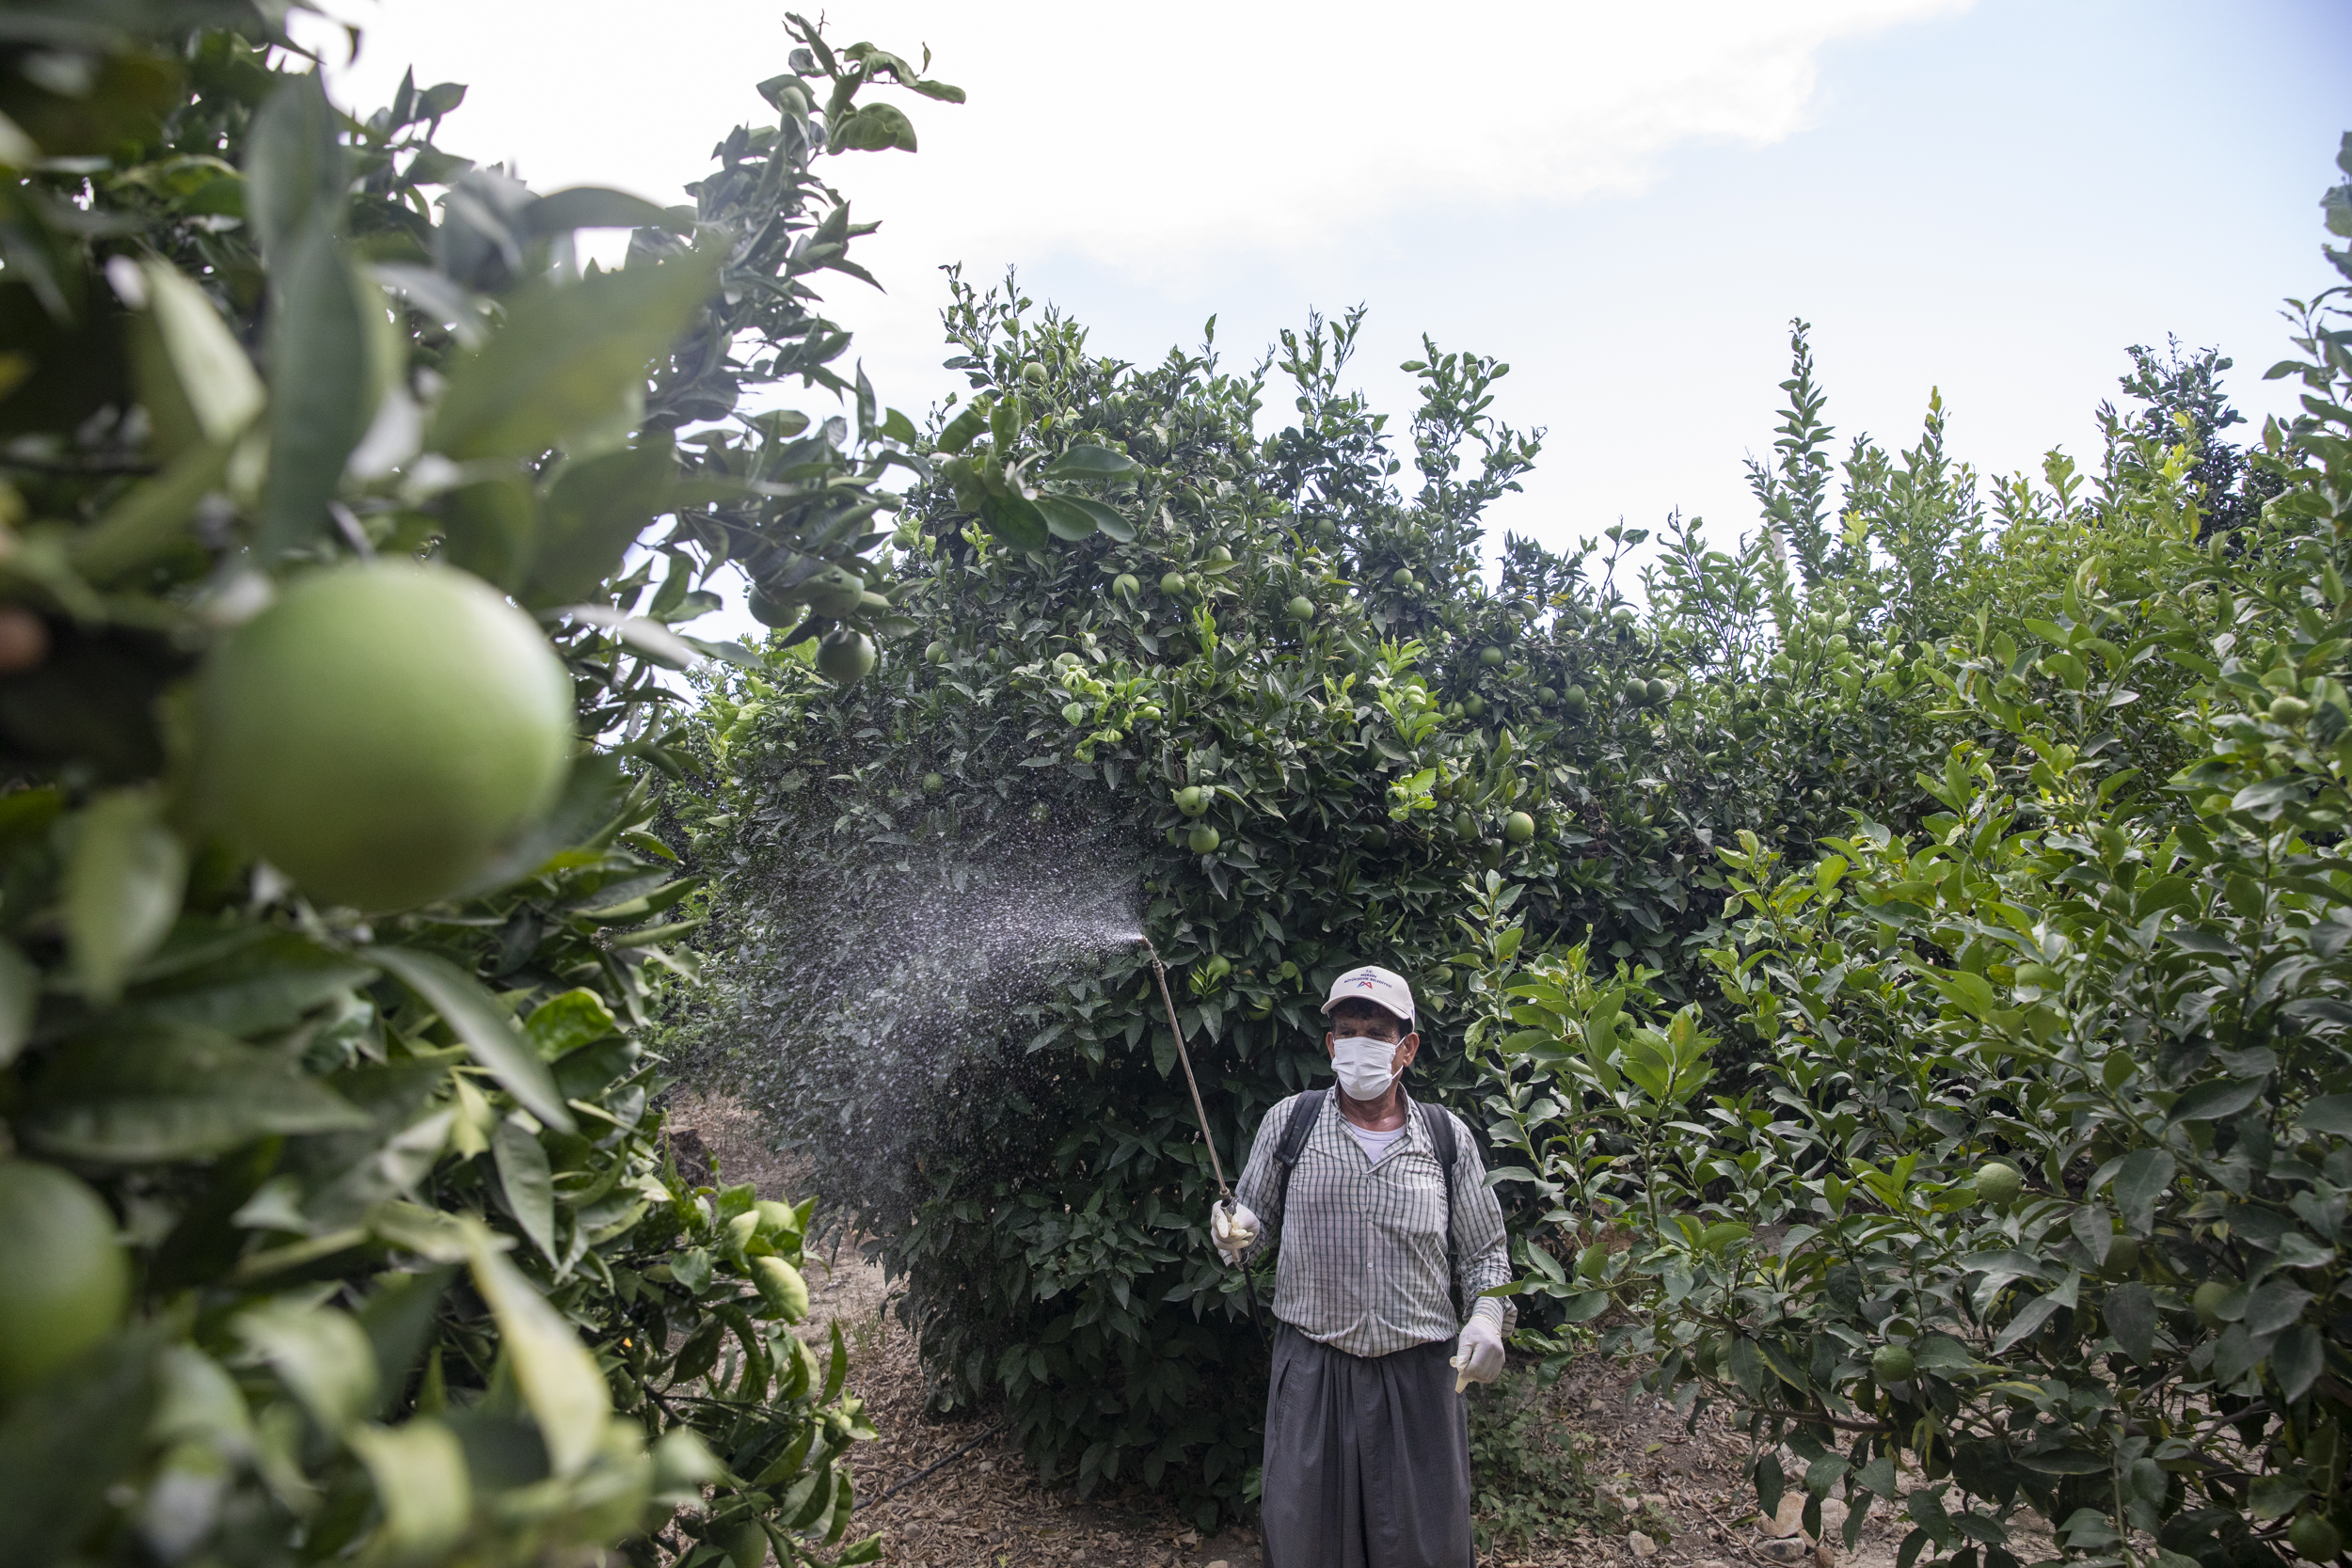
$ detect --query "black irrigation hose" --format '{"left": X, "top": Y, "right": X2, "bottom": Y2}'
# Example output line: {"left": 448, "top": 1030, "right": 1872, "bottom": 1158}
{"left": 852, "top": 1421, "right": 1008, "bottom": 1514}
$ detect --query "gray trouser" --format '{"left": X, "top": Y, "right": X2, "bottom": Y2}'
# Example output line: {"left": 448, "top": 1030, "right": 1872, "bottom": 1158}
{"left": 1260, "top": 1323, "right": 1474, "bottom": 1568}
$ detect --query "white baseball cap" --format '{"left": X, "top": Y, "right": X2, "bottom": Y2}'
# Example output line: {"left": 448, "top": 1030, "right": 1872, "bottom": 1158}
{"left": 1321, "top": 964, "right": 1416, "bottom": 1023}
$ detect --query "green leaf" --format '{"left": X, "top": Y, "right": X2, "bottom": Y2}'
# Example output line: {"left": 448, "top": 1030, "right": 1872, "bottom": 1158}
{"left": 112, "top": 927, "right": 377, "bottom": 1037}
{"left": 236, "top": 1299, "right": 378, "bottom": 1434}
{"left": 260, "top": 225, "right": 377, "bottom": 558}
{"left": 63, "top": 787, "right": 186, "bottom": 1006}
{"left": 244, "top": 73, "right": 347, "bottom": 265}
{"left": 493, "top": 1115, "right": 558, "bottom": 1263}
{"left": 936, "top": 401, "right": 989, "bottom": 454}
{"left": 1033, "top": 493, "right": 1102, "bottom": 542}
{"left": 129, "top": 259, "right": 264, "bottom": 452}
{"left": 524, "top": 185, "right": 675, "bottom": 235}
{"left": 1040, "top": 444, "right": 1142, "bottom": 481}
{"left": 1044, "top": 492, "right": 1136, "bottom": 542}
{"left": 2107, "top": 1148, "right": 2175, "bottom": 1233}
{"left": 348, "top": 1418, "right": 471, "bottom": 1561}
{"left": 831, "top": 102, "right": 917, "bottom": 152}
{"left": 427, "top": 249, "right": 722, "bottom": 460}
{"left": 0, "top": 938, "right": 34, "bottom": 1068}
{"left": 2169, "top": 1077, "right": 2266, "bottom": 1125}
{"left": 437, "top": 472, "right": 537, "bottom": 590}
{"left": 2105, "top": 1282, "right": 2158, "bottom": 1364}
{"left": 525, "top": 988, "right": 623, "bottom": 1058}
{"left": 467, "top": 1237, "right": 608, "bottom": 1476}
{"left": 978, "top": 489, "right": 1050, "bottom": 551}
{"left": 519, "top": 436, "right": 676, "bottom": 608}
{"left": 365, "top": 946, "right": 577, "bottom": 1133}
{"left": 23, "top": 1021, "right": 368, "bottom": 1162}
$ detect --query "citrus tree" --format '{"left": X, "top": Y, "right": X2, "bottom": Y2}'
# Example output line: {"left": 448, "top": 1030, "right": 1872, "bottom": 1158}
{"left": 1469, "top": 139, "right": 2352, "bottom": 1568}
{"left": 0, "top": 6, "right": 968, "bottom": 1563}
{"left": 666, "top": 251, "right": 2042, "bottom": 1520}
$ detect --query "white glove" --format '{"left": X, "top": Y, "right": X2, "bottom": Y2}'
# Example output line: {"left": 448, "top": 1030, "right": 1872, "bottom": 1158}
{"left": 1452, "top": 1313, "right": 1505, "bottom": 1391}
{"left": 1209, "top": 1198, "right": 1261, "bottom": 1265}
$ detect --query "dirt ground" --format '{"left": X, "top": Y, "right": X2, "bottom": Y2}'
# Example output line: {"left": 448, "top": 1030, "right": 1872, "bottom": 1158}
{"left": 668, "top": 1095, "right": 2045, "bottom": 1568}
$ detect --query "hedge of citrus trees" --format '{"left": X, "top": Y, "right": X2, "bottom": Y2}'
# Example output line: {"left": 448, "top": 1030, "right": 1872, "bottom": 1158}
{"left": 0, "top": 7, "right": 969, "bottom": 1563}
{"left": 677, "top": 128, "right": 2352, "bottom": 1559}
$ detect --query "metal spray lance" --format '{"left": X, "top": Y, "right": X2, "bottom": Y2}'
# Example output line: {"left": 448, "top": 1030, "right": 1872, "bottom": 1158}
{"left": 1136, "top": 935, "right": 1264, "bottom": 1333}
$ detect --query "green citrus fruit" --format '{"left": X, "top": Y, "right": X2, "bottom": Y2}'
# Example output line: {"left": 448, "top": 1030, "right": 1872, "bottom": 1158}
{"left": 723, "top": 1521, "right": 770, "bottom": 1568}
{"left": 925, "top": 639, "right": 950, "bottom": 664}
{"left": 1464, "top": 694, "right": 1486, "bottom": 717}
{"left": 0, "top": 1161, "right": 129, "bottom": 1396}
{"left": 1612, "top": 606, "right": 1635, "bottom": 625}
{"left": 1645, "top": 677, "right": 1670, "bottom": 705}
{"left": 922, "top": 773, "right": 945, "bottom": 795}
{"left": 1454, "top": 811, "right": 1479, "bottom": 843}
{"left": 750, "top": 1255, "right": 809, "bottom": 1323}
{"left": 1205, "top": 545, "right": 1234, "bottom": 565}
{"left": 1480, "top": 646, "right": 1505, "bottom": 666}
{"left": 815, "top": 628, "right": 875, "bottom": 686}
{"left": 1361, "top": 825, "right": 1390, "bottom": 848}
{"left": 1179, "top": 786, "right": 1211, "bottom": 816}
{"left": 1161, "top": 571, "right": 1187, "bottom": 596}
{"left": 2271, "top": 696, "right": 2312, "bottom": 724}
{"left": 1535, "top": 687, "right": 1557, "bottom": 703}
{"left": 199, "top": 562, "right": 571, "bottom": 911}
{"left": 1391, "top": 568, "right": 1414, "bottom": 589}
{"left": 746, "top": 581, "right": 803, "bottom": 628}
{"left": 1287, "top": 595, "right": 1316, "bottom": 622}
{"left": 1504, "top": 811, "right": 1535, "bottom": 845}
{"left": 1564, "top": 686, "right": 1588, "bottom": 712}
{"left": 1974, "top": 1161, "right": 2024, "bottom": 1207}
{"left": 803, "top": 565, "right": 866, "bottom": 619}
{"left": 1187, "top": 824, "right": 1220, "bottom": 854}
{"left": 2102, "top": 1235, "right": 2141, "bottom": 1277}
{"left": 1020, "top": 361, "right": 1047, "bottom": 386}
{"left": 2292, "top": 1514, "right": 2343, "bottom": 1561}
{"left": 2192, "top": 1281, "right": 2232, "bottom": 1328}
{"left": 1204, "top": 954, "right": 1231, "bottom": 981}
{"left": 1871, "top": 1343, "right": 1915, "bottom": 1384}
{"left": 1113, "top": 573, "right": 1140, "bottom": 600}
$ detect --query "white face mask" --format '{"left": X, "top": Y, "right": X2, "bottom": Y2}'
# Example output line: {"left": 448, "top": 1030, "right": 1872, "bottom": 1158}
{"left": 1330, "top": 1035, "right": 1402, "bottom": 1100}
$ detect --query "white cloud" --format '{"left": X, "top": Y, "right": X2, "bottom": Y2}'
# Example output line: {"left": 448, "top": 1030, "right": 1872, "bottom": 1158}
{"left": 304, "top": 0, "right": 1967, "bottom": 278}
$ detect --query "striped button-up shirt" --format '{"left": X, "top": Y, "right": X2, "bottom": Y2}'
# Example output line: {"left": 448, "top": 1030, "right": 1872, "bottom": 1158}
{"left": 1232, "top": 1089, "right": 1515, "bottom": 1359}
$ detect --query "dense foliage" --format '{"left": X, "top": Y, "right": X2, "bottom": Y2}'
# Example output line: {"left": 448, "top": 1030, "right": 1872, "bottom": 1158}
{"left": 1476, "top": 141, "right": 2352, "bottom": 1568}
{"left": 0, "top": 7, "right": 970, "bottom": 1564}
{"left": 680, "top": 112, "right": 2352, "bottom": 1564}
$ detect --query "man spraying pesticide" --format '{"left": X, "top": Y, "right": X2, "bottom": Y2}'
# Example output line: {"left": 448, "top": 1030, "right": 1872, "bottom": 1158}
{"left": 1208, "top": 964, "right": 1510, "bottom": 1568}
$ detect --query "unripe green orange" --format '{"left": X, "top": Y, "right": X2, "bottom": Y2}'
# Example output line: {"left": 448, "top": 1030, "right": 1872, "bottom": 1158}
{"left": 816, "top": 628, "right": 875, "bottom": 686}
{"left": 2101, "top": 1235, "right": 2141, "bottom": 1277}
{"left": 1974, "top": 1161, "right": 2024, "bottom": 1208}
{"left": 1480, "top": 646, "right": 1505, "bottom": 666}
{"left": 199, "top": 562, "right": 572, "bottom": 911}
{"left": 723, "top": 1521, "right": 770, "bottom": 1568}
{"left": 0, "top": 1161, "right": 129, "bottom": 1396}
{"left": 1870, "top": 1343, "right": 1915, "bottom": 1384}
{"left": 1113, "top": 573, "right": 1140, "bottom": 601}
{"left": 2193, "top": 1281, "right": 2232, "bottom": 1329}
{"left": 1020, "top": 361, "right": 1047, "bottom": 386}
{"left": 1187, "top": 824, "right": 1220, "bottom": 854}
{"left": 1391, "top": 568, "right": 1414, "bottom": 589}
{"left": 922, "top": 773, "right": 945, "bottom": 795}
{"left": 2291, "top": 1514, "right": 2342, "bottom": 1561}
{"left": 1287, "top": 595, "right": 1316, "bottom": 622}
{"left": 2271, "top": 696, "right": 2312, "bottom": 725}
{"left": 1504, "top": 811, "right": 1535, "bottom": 844}
{"left": 1161, "top": 571, "right": 1187, "bottom": 597}
{"left": 750, "top": 1255, "right": 809, "bottom": 1323}
{"left": 802, "top": 565, "right": 866, "bottom": 619}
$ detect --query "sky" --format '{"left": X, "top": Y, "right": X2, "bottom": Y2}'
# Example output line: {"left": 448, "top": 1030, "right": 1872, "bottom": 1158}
{"left": 295, "top": 0, "right": 2352, "bottom": 625}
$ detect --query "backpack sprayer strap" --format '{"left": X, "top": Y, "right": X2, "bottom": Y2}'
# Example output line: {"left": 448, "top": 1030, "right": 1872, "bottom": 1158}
{"left": 1273, "top": 1089, "right": 1462, "bottom": 1316}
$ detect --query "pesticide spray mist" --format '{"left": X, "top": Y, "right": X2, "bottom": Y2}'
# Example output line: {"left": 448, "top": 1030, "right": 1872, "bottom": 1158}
{"left": 699, "top": 809, "right": 1149, "bottom": 1231}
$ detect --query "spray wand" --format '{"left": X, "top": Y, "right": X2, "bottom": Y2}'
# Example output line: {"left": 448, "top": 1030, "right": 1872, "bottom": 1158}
{"left": 1136, "top": 934, "right": 1264, "bottom": 1336}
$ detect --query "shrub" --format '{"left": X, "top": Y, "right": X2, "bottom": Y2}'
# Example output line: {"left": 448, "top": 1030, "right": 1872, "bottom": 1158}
{"left": 1478, "top": 138, "right": 2352, "bottom": 1568}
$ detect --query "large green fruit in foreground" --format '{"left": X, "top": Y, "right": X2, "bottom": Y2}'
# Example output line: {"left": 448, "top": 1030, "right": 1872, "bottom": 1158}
{"left": 0, "top": 1161, "right": 130, "bottom": 1396}
{"left": 199, "top": 562, "right": 572, "bottom": 911}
